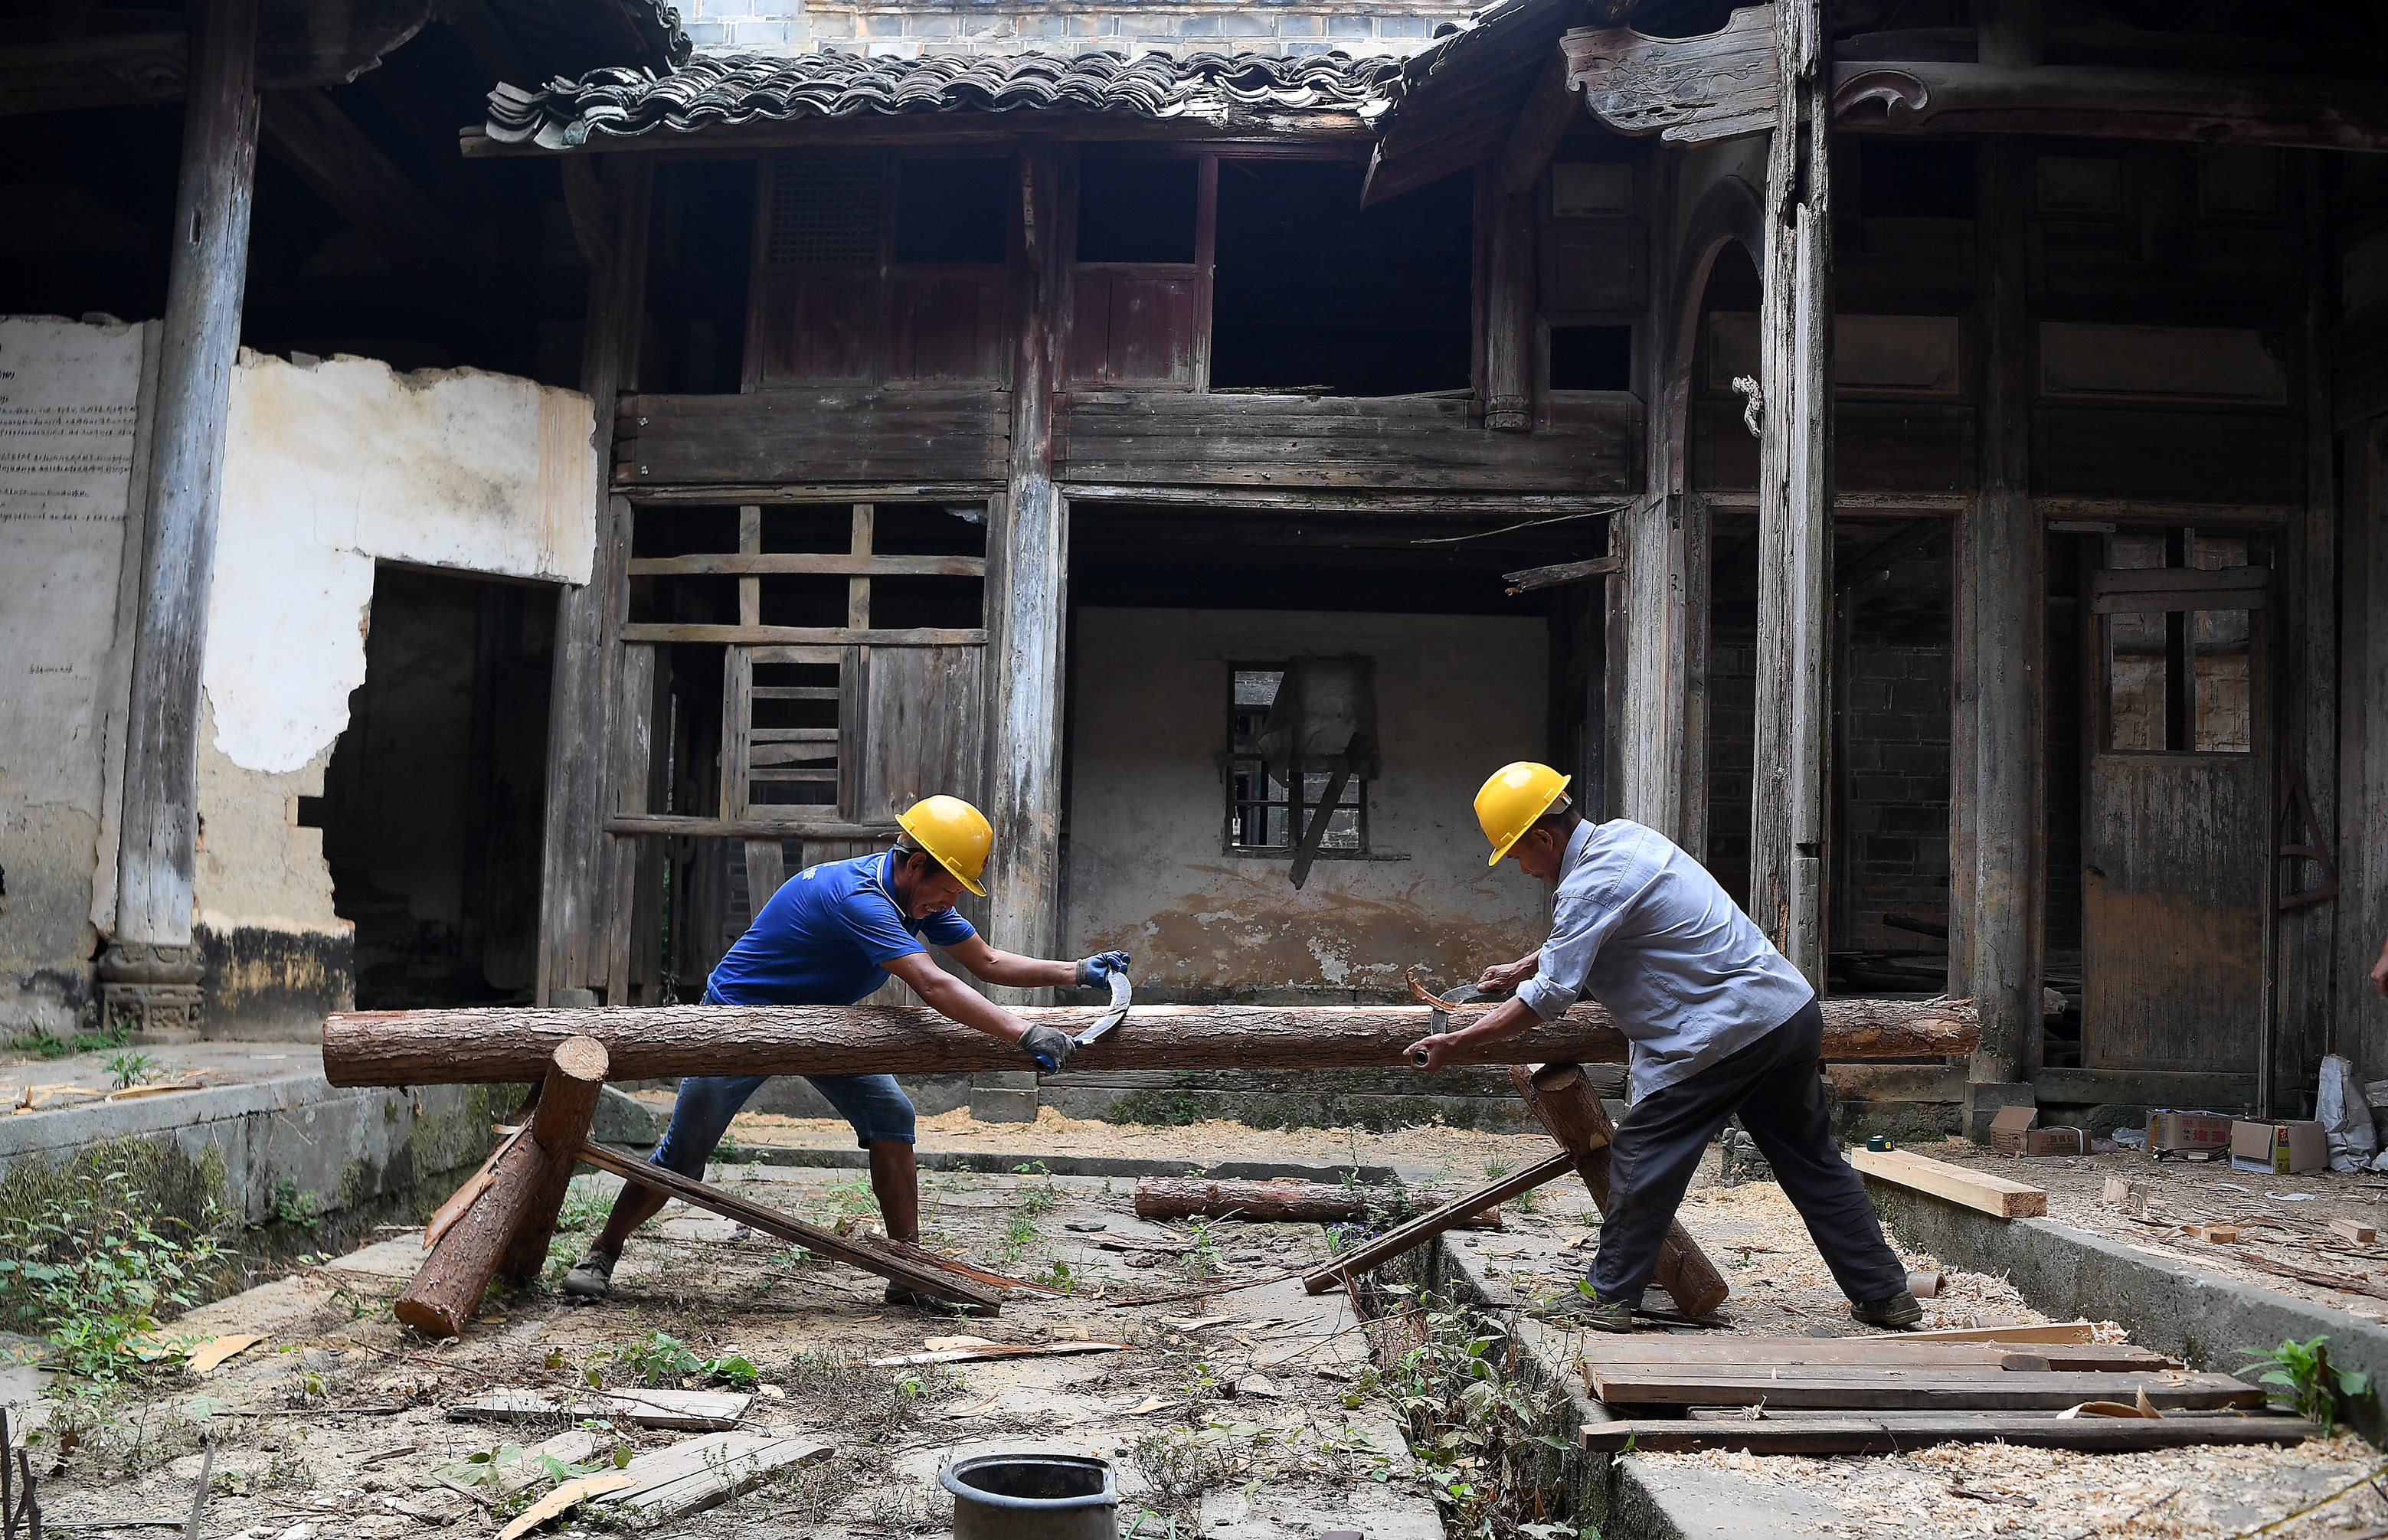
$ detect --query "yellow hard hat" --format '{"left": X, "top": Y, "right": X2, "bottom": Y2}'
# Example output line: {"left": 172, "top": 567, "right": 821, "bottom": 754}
{"left": 895, "top": 795, "right": 992, "bottom": 897}
{"left": 1474, "top": 761, "right": 1572, "bottom": 866}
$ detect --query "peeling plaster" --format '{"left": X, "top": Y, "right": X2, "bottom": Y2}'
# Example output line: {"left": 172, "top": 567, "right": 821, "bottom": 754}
{"left": 208, "top": 350, "right": 596, "bottom": 775}
{"left": 1065, "top": 608, "right": 1551, "bottom": 1003}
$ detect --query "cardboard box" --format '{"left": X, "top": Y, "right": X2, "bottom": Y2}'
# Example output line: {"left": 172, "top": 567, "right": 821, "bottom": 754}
{"left": 1987, "top": 1105, "right": 2037, "bottom": 1156}
{"left": 2148, "top": 1110, "right": 2234, "bottom": 1159}
{"left": 2023, "top": 1126, "right": 2086, "bottom": 1157}
{"left": 2229, "top": 1119, "right": 2328, "bottom": 1175}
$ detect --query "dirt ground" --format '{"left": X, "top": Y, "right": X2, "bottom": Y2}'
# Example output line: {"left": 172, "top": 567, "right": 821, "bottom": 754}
{"left": 12, "top": 1114, "right": 2383, "bottom": 1540}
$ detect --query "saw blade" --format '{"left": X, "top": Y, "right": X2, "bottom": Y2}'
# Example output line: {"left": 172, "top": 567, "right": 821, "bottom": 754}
{"left": 1073, "top": 970, "right": 1132, "bottom": 1049}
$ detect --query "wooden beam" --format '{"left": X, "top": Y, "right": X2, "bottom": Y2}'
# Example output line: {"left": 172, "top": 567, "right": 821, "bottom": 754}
{"left": 618, "top": 624, "right": 987, "bottom": 647}
{"left": 1505, "top": 555, "right": 1622, "bottom": 594}
{"left": 1587, "top": 1365, "right": 2262, "bottom": 1411}
{"left": 257, "top": 87, "right": 481, "bottom": 290}
{"left": 318, "top": 996, "right": 1985, "bottom": 1087}
{"left": 1513, "top": 1061, "right": 1731, "bottom": 1316}
{"left": 985, "top": 142, "right": 1068, "bottom": 990}
{"left": 626, "top": 554, "right": 985, "bottom": 578}
{"left": 110, "top": 0, "right": 259, "bottom": 963}
{"left": 1563, "top": 8, "right": 1779, "bottom": 144}
{"left": 0, "top": 32, "right": 187, "bottom": 116}
{"left": 605, "top": 815, "right": 896, "bottom": 840}
{"left": 1832, "top": 60, "right": 2388, "bottom": 150}
{"left": 1300, "top": 1150, "right": 1578, "bottom": 1293}
{"left": 1497, "top": 52, "right": 1581, "bottom": 196}
{"left": 572, "top": 1138, "right": 1004, "bottom": 1313}
{"left": 1965, "top": 132, "right": 2040, "bottom": 1087}
{"left": 1582, "top": 1411, "right": 2313, "bottom": 1453}
{"left": 1136, "top": 1176, "right": 1506, "bottom": 1228}
{"left": 1847, "top": 1147, "right": 2046, "bottom": 1219}
{"left": 1747, "top": 0, "right": 1833, "bottom": 987}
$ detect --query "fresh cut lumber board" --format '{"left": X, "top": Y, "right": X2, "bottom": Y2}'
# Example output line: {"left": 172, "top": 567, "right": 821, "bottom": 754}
{"left": 320, "top": 996, "right": 1981, "bottom": 1086}
{"left": 1585, "top": 1365, "right": 2262, "bottom": 1411}
{"left": 1579, "top": 1411, "right": 2315, "bottom": 1454}
{"left": 1580, "top": 1339, "right": 2178, "bottom": 1371}
{"left": 1847, "top": 1147, "right": 2048, "bottom": 1218}
{"left": 591, "top": 1433, "right": 833, "bottom": 1524}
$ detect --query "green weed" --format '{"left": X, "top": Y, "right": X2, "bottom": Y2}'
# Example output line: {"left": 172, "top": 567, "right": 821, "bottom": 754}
{"left": 5, "top": 1023, "right": 129, "bottom": 1061}
{"left": 2237, "top": 1335, "right": 2372, "bottom": 1436}
{"left": 0, "top": 1166, "right": 229, "bottom": 1383}
{"left": 613, "top": 1330, "right": 702, "bottom": 1387}
{"left": 104, "top": 1053, "right": 159, "bottom": 1090}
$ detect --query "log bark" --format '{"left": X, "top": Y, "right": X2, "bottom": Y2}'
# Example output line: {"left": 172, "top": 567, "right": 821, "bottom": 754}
{"left": 1301, "top": 1151, "right": 1580, "bottom": 1295}
{"left": 1513, "top": 1061, "right": 1732, "bottom": 1317}
{"left": 1133, "top": 1177, "right": 1502, "bottom": 1228}
{"left": 396, "top": 1037, "right": 607, "bottom": 1339}
{"left": 322, "top": 996, "right": 1979, "bottom": 1087}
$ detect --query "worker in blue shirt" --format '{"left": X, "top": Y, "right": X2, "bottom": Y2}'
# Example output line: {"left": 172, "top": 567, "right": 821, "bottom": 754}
{"left": 1407, "top": 763, "right": 1919, "bottom": 1333}
{"left": 562, "top": 795, "right": 1127, "bottom": 1306}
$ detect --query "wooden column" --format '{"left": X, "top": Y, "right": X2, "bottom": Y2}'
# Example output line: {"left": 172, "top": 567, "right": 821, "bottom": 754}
{"left": 104, "top": 0, "right": 258, "bottom": 1008}
{"left": 1748, "top": 0, "right": 1834, "bottom": 986}
{"left": 986, "top": 145, "right": 1068, "bottom": 976}
{"left": 397, "top": 1036, "right": 607, "bottom": 1338}
{"left": 2341, "top": 421, "right": 2388, "bottom": 1074}
{"left": 1484, "top": 172, "right": 1533, "bottom": 433}
{"left": 537, "top": 156, "right": 652, "bottom": 1005}
{"left": 1512, "top": 1062, "right": 1731, "bottom": 1316}
{"left": 1964, "top": 133, "right": 2040, "bottom": 1087}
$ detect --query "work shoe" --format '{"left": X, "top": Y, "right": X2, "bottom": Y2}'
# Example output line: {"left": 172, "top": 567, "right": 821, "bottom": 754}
{"left": 1578, "top": 1297, "right": 1637, "bottom": 1333}
{"left": 1850, "top": 1290, "right": 1923, "bottom": 1329}
{"left": 560, "top": 1251, "right": 617, "bottom": 1300}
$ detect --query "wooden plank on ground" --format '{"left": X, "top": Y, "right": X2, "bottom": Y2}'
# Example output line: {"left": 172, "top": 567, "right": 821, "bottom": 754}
{"left": 1847, "top": 1148, "right": 2048, "bottom": 1218}
{"left": 591, "top": 1433, "right": 833, "bottom": 1523}
{"left": 1887, "top": 1320, "right": 2096, "bottom": 1344}
{"left": 1579, "top": 1411, "right": 2316, "bottom": 1454}
{"left": 1580, "top": 1340, "right": 2177, "bottom": 1371}
{"left": 1585, "top": 1366, "right": 2262, "bottom": 1411}
{"left": 446, "top": 1388, "right": 754, "bottom": 1430}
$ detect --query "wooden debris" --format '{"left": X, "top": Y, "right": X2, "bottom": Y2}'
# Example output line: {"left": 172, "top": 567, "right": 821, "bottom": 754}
{"left": 2332, "top": 1219, "right": 2379, "bottom": 1244}
{"left": 1580, "top": 1410, "right": 2316, "bottom": 1454}
{"left": 2190, "top": 1224, "right": 2240, "bottom": 1244}
{"left": 590, "top": 1433, "right": 830, "bottom": 1525}
{"left": 1847, "top": 1148, "right": 2048, "bottom": 1219}
{"left": 184, "top": 1335, "right": 264, "bottom": 1375}
{"left": 2102, "top": 1176, "right": 2146, "bottom": 1208}
{"left": 447, "top": 1388, "right": 753, "bottom": 1430}
{"left": 492, "top": 1474, "right": 636, "bottom": 1540}
{"left": 865, "top": 1341, "right": 1132, "bottom": 1367}
{"left": 1300, "top": 1150, "right": 1575, "bottom": 1295}
{"left": 1888, "top": 1320, "right": 2097, "bottom": 1344}
{"left": 1584, "top": 1365, "right": 2262, "bottom": 1411}
{"left": 2224, "top": 1247, "right": 2388, "bottom": 1301}
{"left": 1579, "top": 1339, "right": 2177, "bottom": 1372}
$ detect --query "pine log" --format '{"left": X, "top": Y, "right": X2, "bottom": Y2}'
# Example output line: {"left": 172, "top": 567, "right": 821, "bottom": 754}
{"left": 396, "top": 1037, "right": 607, "bottom": 1339}
{"left": 1132, "top": 1177, "right": 1502, "bottom": 1228}
{"left": 321, "top": 996, "right": 1978, "bottom": 1087}
{"left": 1513, "top": 1062, "right": 1732, "bottom": 1317}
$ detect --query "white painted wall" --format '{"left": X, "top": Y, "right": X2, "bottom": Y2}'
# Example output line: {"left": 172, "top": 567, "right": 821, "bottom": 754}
{"left": 1065, "top": 607, "right": 1552, "bottom": 1002}
{"left": 195, "top": 348, "right": 596, "bottom": 943}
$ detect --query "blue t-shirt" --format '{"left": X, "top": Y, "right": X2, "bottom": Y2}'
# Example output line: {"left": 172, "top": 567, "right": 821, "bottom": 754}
{"left": 707, "top": 850, "right": 976, "bottom": 1005}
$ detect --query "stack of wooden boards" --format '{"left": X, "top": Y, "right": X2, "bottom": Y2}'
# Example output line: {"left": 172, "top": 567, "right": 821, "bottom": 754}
{"left": 1845, "top": 1146, "right": 2048, "bottom": 1218}
{"left": 1577, "top": 1323, "right": 2318, "bottom": 1453}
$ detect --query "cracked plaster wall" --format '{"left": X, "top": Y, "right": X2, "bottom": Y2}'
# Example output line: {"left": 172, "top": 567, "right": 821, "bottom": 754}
{"left": 1065, "top": 607, "right": 1551, "bottom": 1004}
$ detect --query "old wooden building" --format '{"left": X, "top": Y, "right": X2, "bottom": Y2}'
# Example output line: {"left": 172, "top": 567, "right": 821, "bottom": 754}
{"left": 4, "top": 0, "right": 2386, "bottom": 1136}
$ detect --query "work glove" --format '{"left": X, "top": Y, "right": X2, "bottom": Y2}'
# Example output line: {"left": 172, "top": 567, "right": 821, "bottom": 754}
{"left": 1020, "top": 1022, "right": 1078, "bottom": 1074}
{"left": 1075, "top": 951, "right": 1132, "bottom": 989}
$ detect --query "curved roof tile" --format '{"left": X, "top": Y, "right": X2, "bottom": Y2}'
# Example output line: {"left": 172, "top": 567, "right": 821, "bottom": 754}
{"left": 486, "top": 48, "right": 1406, "bottom": 148}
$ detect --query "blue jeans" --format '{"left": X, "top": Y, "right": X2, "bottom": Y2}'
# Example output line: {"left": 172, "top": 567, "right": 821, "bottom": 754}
{"left": 649, "top": 993, "right": 918, "bottom": 1177}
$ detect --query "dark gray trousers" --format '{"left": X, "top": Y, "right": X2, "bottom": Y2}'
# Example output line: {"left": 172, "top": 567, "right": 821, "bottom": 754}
{"left": 1591, "top": 998, "right": 1909, "bottom": 1306}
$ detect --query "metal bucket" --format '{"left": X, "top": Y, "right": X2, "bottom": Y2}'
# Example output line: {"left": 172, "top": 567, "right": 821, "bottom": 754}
{"left": 939, "top": 1452, "right": 1117, "bottom": 1540}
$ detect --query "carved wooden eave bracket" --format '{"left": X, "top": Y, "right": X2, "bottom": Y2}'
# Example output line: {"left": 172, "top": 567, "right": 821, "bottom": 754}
{"left": 0, "top": 0, "right": 430, "bottom": 117}
{"left": 1560, "top": 5, "right": 2388, "bottom": 152}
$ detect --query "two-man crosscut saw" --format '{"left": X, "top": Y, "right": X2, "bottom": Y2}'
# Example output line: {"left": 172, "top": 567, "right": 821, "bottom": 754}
{"left": 1404, "top": 966, "right": 1484, "bottom": 1066}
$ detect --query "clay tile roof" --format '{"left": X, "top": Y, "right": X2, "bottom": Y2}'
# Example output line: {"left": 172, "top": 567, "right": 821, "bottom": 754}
{"left": 485, "top": 49, "right": 1407, "bottom": 149}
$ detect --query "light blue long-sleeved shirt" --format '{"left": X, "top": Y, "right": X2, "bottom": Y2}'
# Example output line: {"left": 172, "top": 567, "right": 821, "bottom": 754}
{"left": 1514, "top": 818, "right": 1814, "bottom": 1100}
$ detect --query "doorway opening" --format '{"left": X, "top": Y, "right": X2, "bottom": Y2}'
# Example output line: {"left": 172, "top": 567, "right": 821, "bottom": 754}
{"left": 309, "top": 565, "right": 555, "bottom": 1009}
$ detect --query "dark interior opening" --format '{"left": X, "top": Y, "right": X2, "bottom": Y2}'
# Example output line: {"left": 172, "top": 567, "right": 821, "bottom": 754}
{"left": 1549, "top": 324, "right": 1633, "bottom": 391}
{"left": 646, "top": 159, "right": 754, "bottom": 393}
{"left": 1209, "top": 162, "right": 1472, "bottom": 397}
{"left": 317, "top": 565, "right": 555, "bottom": 1009}
{"left": 1078, "top": 157, "right": 1197, "bottom": 263}
{"left": 1860, "top": 139, "right": 1976, "bottom": 221}
{"left": 895, "top": 159, "right": 1009, "bottom": 264}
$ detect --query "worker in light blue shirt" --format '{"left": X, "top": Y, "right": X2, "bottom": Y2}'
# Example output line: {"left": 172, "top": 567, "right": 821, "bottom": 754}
{"left": 1408, "top": 762, "right": 1916, "bottom": 1333}
{"left": 561, "top": 795, "right": 1127, "bottom": 1307}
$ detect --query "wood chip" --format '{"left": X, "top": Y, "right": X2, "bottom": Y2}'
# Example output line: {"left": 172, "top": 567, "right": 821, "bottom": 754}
{"left": 492, "top": 1475, "right": 636, "bottom": 1540}
{"left": 185, "top": 1334, "right": 265, "bottom": 1375}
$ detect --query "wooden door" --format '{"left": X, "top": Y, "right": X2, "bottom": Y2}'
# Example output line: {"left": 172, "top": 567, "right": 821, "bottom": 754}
{"left": 2080, "top": 532, "right": 2272, "bottom": 1074}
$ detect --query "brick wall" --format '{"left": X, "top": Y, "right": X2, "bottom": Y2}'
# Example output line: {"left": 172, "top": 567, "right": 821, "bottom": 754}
{"left": 673, "top": 0, "right": 1467, "bottom": 57}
